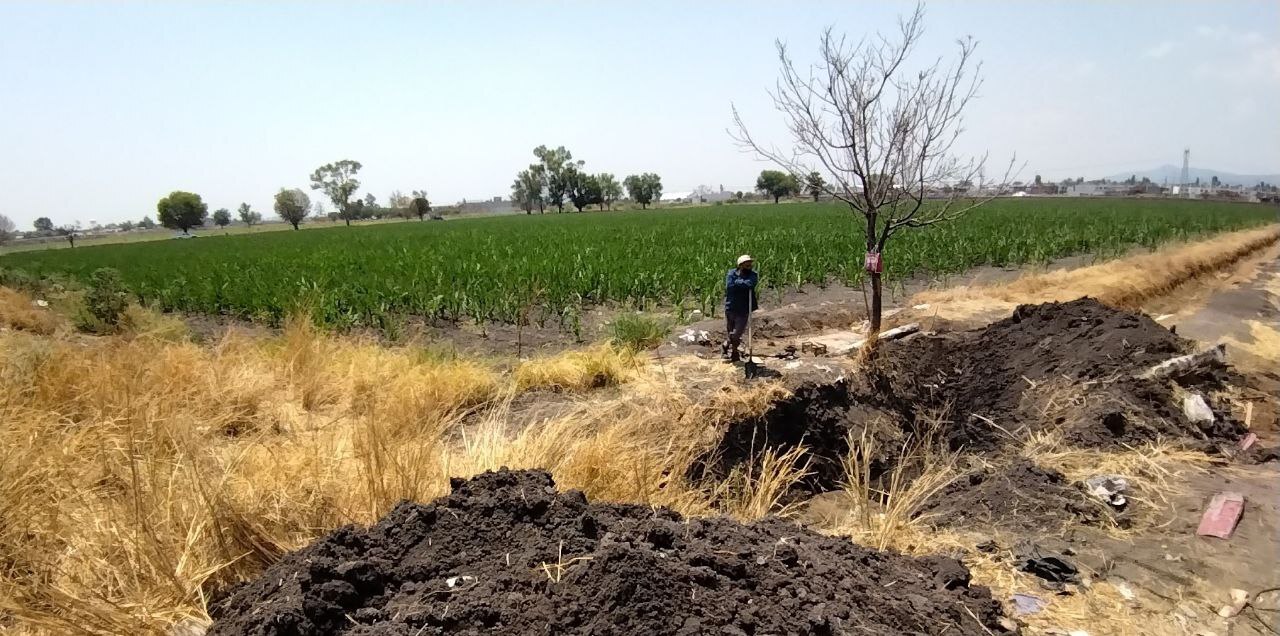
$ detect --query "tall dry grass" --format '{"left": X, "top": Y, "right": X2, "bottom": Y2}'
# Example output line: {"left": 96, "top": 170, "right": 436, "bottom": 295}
{"left": 0, "top": 304, "right": 791, "bottom": 634}
{"left": 914, "top": 224, "right": 1280, "bottom": 320}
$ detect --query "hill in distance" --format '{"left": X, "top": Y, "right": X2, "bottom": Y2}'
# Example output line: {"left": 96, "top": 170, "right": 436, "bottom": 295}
{"left": 1106, "top": 165, "right": 1280, "bottom": 186}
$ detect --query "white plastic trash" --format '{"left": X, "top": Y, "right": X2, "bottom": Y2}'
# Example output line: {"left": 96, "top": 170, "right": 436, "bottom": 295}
{"left": 1182, "top": 393, "right": 1214, "bottom": 424}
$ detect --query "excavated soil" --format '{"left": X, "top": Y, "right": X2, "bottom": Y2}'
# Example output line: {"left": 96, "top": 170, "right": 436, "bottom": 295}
{"left": 916, "top": 460, "right": 1109, "bottom": 532}
{"left": 698, "top": 298, "right": 1245, "bottom": 505}
{"left": 862, "top": 297, "right": 1245, "bottom": 450}
{"left": 209, "top": 470, "right": 1006, "bottom": 636}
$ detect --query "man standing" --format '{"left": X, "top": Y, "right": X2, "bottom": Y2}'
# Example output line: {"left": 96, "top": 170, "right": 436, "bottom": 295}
{"left": 722, "top": 254, "right": 758, "bottom": 361}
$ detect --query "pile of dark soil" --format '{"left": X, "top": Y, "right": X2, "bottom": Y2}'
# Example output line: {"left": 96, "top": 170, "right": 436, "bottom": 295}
{"left": 209, "top": 470, "right": 1007, "bottom": 636}
{"left": 690, "top": 382, "right": 904, "bottom": 493}
{"left": 862, "top": 297, "right": 1244, "bottom": 450}
{"left": 916, "top": 460, "right": 1109, "bottom": 532}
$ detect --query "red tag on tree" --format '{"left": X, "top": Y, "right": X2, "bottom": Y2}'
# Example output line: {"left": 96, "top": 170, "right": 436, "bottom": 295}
{"left": 864, "top": 251, "right": 883, "bottom": 273}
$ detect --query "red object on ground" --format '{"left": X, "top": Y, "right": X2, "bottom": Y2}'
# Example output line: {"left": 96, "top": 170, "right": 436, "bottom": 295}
{"left": 1197, "top": 492, "right": 1245, "bottom": 539}
{"left": 864, "top": 251, "right": 883, "bottom": 273}
{"left": 1239, "top": 433, "right": 1258, "bottom": 451}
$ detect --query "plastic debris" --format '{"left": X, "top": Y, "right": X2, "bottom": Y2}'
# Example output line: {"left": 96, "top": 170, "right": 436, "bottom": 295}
{"left": 1196, "top": 492, "right": 1245, "bottom": 539}
{"left": 34, "top": 299, "right": 50, "bottom": 308}
{"left": 677, "top": 329, "right": 711, "bottom": 345}
{"left": 1217, "top": 588, "right": 1249, "bottom": 618}
{"left": 1012, "top": 593, "right": 1046, "bottom": 615}
{"left": 1239, "top": 433, "right": 1258, "bottom": 452}
{"left": 1182, "top": 393, "right": 1214, "bottom": 424}
{"left": 445, "top": 575, "right": 476, "bottom": 588}
{"left": 1083, "top": 475, "right": 1130, "bottom": 508}
{"left": 688, "top": 310, "right": 703, "bottom": 321}
{"left": 1018, "top": 547, "right": 1079, "bottom": 584}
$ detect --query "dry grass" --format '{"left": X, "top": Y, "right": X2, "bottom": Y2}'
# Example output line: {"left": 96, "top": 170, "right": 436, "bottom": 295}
{"left": 0, "top": 286, "right": 61, "bottom": 334}
{"left": 0, "top": 299, "right": 792, "bottom": 634}
{"left": 513, "top": 343, "right": 640, "bottom": 392}
{"left": 915, "top": 224, "right": 1280, "bottom": 321}
{"left": 824, "top": 414, "right": 961, "bottom": 551}
{"left": 1223, "top": 319, "right": 1280, "bottom": 367}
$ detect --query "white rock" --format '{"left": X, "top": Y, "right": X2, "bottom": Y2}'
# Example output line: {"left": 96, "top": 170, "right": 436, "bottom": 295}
{"left": 446, "top": 575, "right": 476, "bottom": 588}
{"left": 1182, "top": 393, "right": 1214, "bottom": 424}
{"left": 689, "top": 310, "right": 703, "bottom": 321}
{"left": 34, "top": 299, "right": 49, "bottom": 308}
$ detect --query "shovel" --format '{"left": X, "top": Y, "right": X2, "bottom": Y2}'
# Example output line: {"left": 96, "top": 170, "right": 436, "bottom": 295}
{"left": 744, "top": 289, "right": 764, "bottom": 379}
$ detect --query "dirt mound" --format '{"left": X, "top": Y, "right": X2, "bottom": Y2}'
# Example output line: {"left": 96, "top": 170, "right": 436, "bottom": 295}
{"left": 863, "top": 297, "right": 1244, "bottom": 449}
{"left": 917, "top": 460, "right": 1109, "bottom": 532}
{"left": 209, "top": 470, "right": 1006, "bottom": 636}
{"left": 691, "top": 382, "right": 903, "bottom": 493}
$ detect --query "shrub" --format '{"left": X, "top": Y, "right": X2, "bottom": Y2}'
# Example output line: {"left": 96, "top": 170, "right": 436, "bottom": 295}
{"left": 610, "top": 313, "right": 672, "bottom": 350}
{"left": 78, "top": 268, "right": 131, "bottom": 333}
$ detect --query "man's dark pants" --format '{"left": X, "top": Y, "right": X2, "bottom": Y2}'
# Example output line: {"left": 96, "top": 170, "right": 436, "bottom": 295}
{"left": 723, "top": 310, "right": 749, "bottom": 357}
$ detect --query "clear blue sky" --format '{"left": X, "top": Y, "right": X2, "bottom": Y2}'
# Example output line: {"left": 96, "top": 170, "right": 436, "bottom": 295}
{"left": 2, "top": 1, "right": 1277, "bottom": 228}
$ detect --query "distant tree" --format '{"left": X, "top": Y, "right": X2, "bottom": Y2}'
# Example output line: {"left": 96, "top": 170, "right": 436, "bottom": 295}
{"left": 598, "top": 173, "right": 623, "bottom": 210}
{"left": 364, "top": 193, "right": 378, "bottom": 211}
{"left": 348, "top": 199, "right": 368, "bottom": 220}
{"left": 567, "top": 169, "right": 602, "bottom": 212}
{"left": 1211, "top": 175, "right": 1221, "bottom": 188}
{"left": 0, "top": 214, "right": 14, "bottom": 244}
{"left": 34, "top": 216, "right": 54, "bottom": 233}
{"left": 512, "top": 172, "right": 535, "bottom": 215}
{"left": 138, "top": 216, "right": 157, "bottom": 230}
{"left": 238, "top": 203, "right": 262, "bottom": 227}
{"left": 1034, "top": 174, "right": 1043, "bottom": 186}
{"left": 756, "top": 170, "right": 798, "bottom": 203}
{"left": 409, "top": 196, "right": 432, "bottom": 220}
{"left": 274, "top": 188, "right": 311, "bottom": 230}
{"left": 156, "top": 191, "right": 208, "bottom": 234}
{"left": 212, "top": 208, "right": 232, "bottom": 228}
{"left": 532, "top": 146, "right": 579, "bottom": 212}
{"left": 623, "top": 173, "right": 663, "bottom": 209}
{"left": 731, "top": 3, "right": 1011, "bottom": 334}
{"left": 309, "top": 160, "right": 362, "bottom": 226}
{"left": 327, "top": 211, "right": 340, "bottom": 223}
{"left": 388, "top": 190, "right": 410, "bottom": 217}
{"left": 512, "top": 168, "right": 545, "bottom": 214}
{"left": 805, "top": 172, "right": 827, "bottom": 202}
{"left": 119, "top": 220, "right": 135, "bottom": 231}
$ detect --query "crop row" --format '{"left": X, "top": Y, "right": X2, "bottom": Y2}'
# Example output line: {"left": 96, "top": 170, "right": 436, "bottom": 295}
{"left": 1, "top": 199, "right": 1273, "bottom": 328}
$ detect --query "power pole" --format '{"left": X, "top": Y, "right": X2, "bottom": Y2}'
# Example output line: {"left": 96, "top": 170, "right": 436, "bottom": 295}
{"left": 1179, "top": 148, "right": 1191, "bottom": 197}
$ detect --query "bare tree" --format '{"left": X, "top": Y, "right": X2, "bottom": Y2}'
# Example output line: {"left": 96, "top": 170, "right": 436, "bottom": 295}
{"left": 732, "top": 3, "right": 1014, "bottom": 334}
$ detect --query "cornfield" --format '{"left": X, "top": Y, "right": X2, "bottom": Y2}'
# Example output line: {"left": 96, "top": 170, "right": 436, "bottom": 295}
{"left": 1, "top": 199, "right": 1272, "bottom": 328}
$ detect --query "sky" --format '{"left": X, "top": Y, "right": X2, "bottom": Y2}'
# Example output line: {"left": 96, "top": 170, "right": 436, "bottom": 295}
{"left": 1, "top": 1, "right": 1278, "bottom": 229}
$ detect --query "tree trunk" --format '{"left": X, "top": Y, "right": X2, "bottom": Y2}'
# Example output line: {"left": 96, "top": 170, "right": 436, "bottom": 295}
{"left": 291, "top": 222, "right": 299, "bottom": 230}
{"left": 345, "top": 218, "right": 351, "bottom": 226}
{"left": 865, "top": 211, "right": 881, "bottom": 334}
{"left": 869, "top": 271, "right": 883, "bottom": 334}
{"left": 774, "top": 195, "right": 780, "bottom": 204}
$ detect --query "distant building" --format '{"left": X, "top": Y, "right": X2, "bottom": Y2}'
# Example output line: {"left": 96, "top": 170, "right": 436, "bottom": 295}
{"left": 1065, "top": 183, "right": 1129, "bottom": 197}
{"left": 455, "top": 196, "right": 513, "bottom": 214}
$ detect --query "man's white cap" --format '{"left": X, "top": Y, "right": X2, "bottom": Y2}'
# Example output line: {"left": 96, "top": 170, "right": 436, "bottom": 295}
{"left": 736, "top": 254, "right": 753, "bottom": 266}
